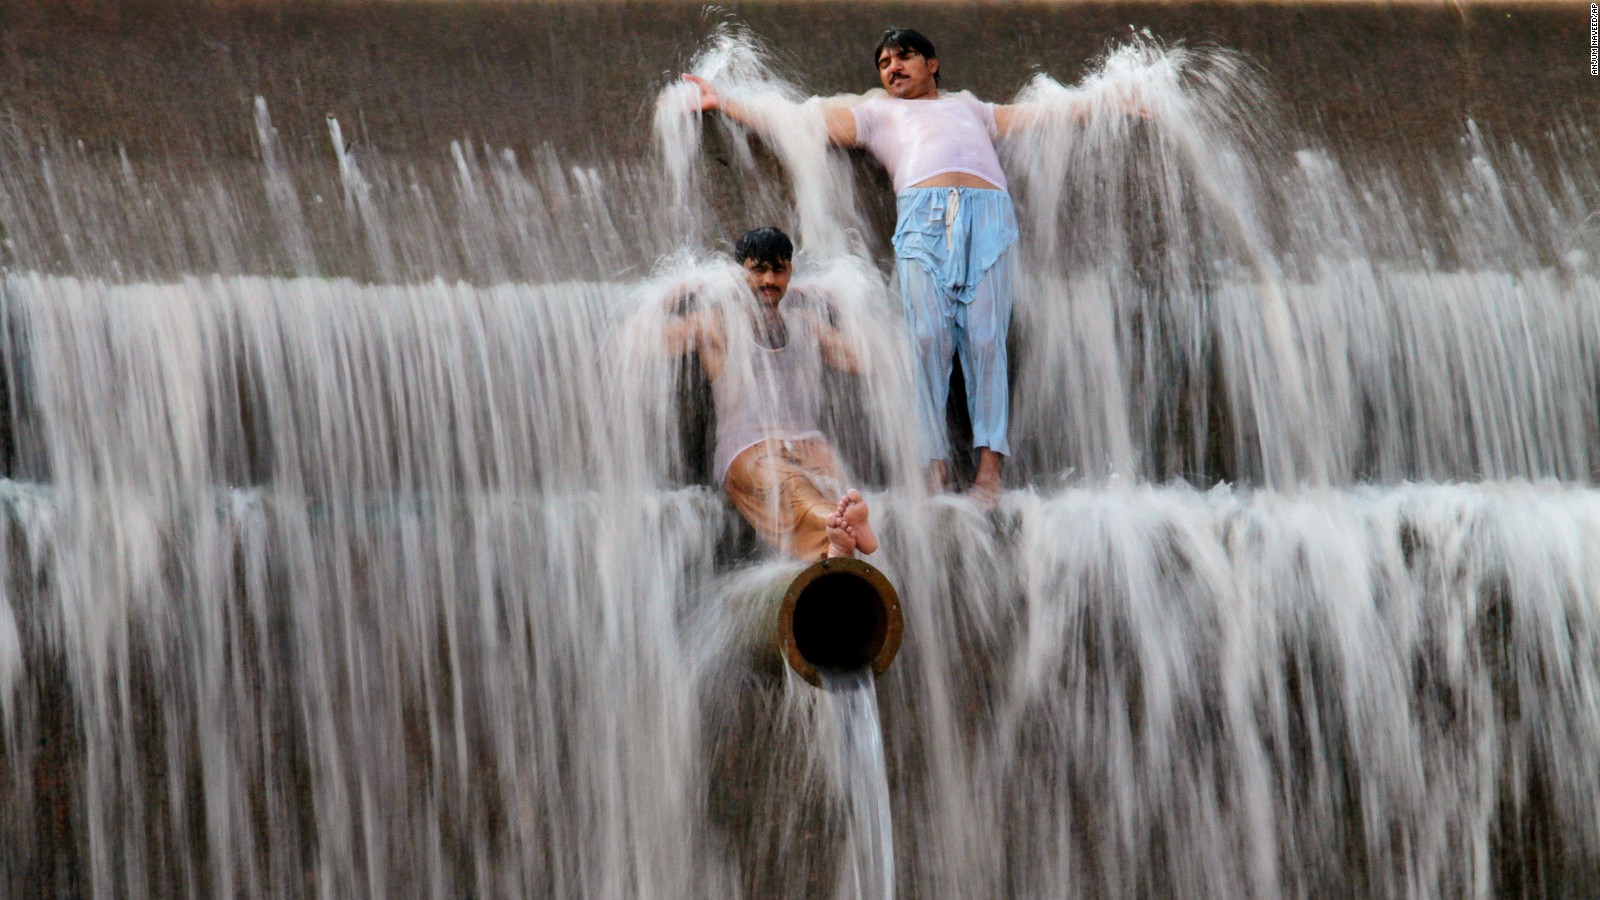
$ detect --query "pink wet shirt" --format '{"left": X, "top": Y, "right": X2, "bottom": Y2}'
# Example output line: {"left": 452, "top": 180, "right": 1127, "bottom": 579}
{"left": 850, "top": 91, "right": 1008, "bottom": 193}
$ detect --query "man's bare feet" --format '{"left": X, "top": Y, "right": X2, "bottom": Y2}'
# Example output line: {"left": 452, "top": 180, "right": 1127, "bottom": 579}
{"left": 967, "top": 448, "right": 1004, "bottom": 511}
{"left": 836, "top": 489, "right": 878, "bottom": 555}
{"left": 966, "top": 482, "right": 999, "bottom": 511}
{"left": 825, "top": 512, "right": 858, "bottom": 558}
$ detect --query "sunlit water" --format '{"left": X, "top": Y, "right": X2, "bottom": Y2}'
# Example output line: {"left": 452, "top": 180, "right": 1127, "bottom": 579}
{"left": 0, "top": 27, "right": 1597, "bottom": 899}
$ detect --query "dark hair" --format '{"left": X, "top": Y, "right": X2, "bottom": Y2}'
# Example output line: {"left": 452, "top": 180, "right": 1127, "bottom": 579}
{"left": 733, "top": 227, "right": 793, "bottom": 268}
{"left": 873, "top": 28, "right": 939, "bottom": 84}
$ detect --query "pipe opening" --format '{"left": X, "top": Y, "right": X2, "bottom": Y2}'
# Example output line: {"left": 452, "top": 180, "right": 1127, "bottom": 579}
{"left": 791, "top": 572, "right": 888, "bottom": 673}
{"left": 777, "top": 558, "right": 903, "bottom": 685}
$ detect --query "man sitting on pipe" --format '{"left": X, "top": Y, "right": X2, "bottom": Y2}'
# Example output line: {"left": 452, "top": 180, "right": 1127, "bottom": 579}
{"left": 660, "top": 227, "right": 879, "bottom": 559}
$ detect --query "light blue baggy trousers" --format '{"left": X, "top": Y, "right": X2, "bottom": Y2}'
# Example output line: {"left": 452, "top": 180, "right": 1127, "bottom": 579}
{"left": 892, "top": 186, "right": 1019, "bottom": 464}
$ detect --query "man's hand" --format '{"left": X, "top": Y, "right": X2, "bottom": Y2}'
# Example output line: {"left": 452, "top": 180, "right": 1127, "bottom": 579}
{"left": 794, "top": 304, "right": 864, "bottom": 374}
{"left": 681, "top": 74, "right": 720, "bottom": 113}
{"left": 660, "top": 277, "right": 700, "bottom": 316}
{"left": 1118, "top": 86, "right": 1157, "bottom": 120}
{"left": 678, "top": 74, "right": 760, "bottom": 130}
{"left": 664, "top": 292, "right": 697, "bottom": 317}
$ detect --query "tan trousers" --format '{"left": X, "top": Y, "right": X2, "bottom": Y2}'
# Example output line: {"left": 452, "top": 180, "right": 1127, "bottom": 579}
{"left": 723, "top": 438, "right": 847, "bottom": 560}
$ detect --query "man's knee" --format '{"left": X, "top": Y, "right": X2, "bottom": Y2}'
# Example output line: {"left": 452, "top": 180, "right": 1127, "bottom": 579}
{"left": 962, "top": 321, "right": 1007, "bottom": 363}
{"left": 911, "top": 318, "right": 947, "bottom": 358}
{"left": 790, "top": 501, "right": 835, "bottom": 556}
{"left": 962, "top": 292, "right": 1012, "bottom": 359}
{"left": 802, "top": 500, "right": 832, "bottom": 531}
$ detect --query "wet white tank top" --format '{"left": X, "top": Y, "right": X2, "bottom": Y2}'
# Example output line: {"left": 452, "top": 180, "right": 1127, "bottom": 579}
{"left": 850, "top": 91, "right": 1007, "bottom": 193}
{"left": 710, "top": 306, "right": 826, "bottom": 484}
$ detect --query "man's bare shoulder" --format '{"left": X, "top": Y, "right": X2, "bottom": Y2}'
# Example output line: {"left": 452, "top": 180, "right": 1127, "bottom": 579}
{"left": 816, "top": 90, "right": 886, "bottom": 125}
{"left": 816, "top": 89, "right": 889, "bottom": 111}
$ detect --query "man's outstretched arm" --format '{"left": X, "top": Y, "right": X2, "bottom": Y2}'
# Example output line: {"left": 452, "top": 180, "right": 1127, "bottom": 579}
{"left": 993, "top": 103, "right": 1046, "bottom": 137}
{"left": 993, "top": 90, "right": 1154, "bottom": 137}
{"left": 680, "top": 74, "right": 859, "bottom": 147}
{"left": 822, "top": 107, "right": 857, "bottom": 147}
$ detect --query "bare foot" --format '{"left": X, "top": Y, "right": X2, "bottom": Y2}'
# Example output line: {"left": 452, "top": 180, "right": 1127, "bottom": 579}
{"left": 825, "top": 512, "right": 857, "bottom": 558}
{"left": 968, "top": 449, "right": 1003, "bottom": 510}
{"left": 836, "top": 489, "right": 879, "bottom": 555}
{"left": 966, "top": 480, "right": 1000, "bottom": 511}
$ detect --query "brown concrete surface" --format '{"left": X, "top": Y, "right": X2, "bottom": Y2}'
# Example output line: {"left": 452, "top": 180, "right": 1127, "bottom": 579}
{"left": 0, "top": 0, "right": 1589, "bottom": 168}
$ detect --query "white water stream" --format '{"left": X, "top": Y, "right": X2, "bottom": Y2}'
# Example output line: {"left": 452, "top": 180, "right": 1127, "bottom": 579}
{"left": 820, "top": 670, "right": 895, "bottom": 900}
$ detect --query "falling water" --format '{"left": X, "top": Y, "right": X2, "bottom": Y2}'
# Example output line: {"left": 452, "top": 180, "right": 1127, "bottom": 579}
{"left": 819, "top": 670, "right": 895, "bottom": 900}
{"left": 0, "top": 14, "right": 1598, "bottom": 900}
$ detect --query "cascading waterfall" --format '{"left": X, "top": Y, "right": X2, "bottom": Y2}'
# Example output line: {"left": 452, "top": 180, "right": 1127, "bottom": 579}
{"left": 0, "top": 18, "right": 1597, "bottom": 900}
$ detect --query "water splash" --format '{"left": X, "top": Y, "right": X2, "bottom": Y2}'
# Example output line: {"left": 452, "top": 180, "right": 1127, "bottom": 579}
{"left": 662, "top": 26, "right": 872, "bottom": 259}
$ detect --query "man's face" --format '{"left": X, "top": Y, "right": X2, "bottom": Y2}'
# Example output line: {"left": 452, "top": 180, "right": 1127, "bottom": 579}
{"left": 743, "top": 257, "right": 792, "bottom": 307}
{"left": 877, "top": 46, "right": 938, "bottom": 99}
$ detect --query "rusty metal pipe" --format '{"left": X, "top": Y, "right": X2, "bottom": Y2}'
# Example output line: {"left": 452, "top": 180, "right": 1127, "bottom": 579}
{"left": 773, "top": 557, "right": 903, "bottom": 686}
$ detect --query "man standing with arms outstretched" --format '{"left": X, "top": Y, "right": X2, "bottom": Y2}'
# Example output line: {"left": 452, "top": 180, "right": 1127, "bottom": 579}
{"left": 685, "top": 29, "right": 1028, "bottom": 503}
